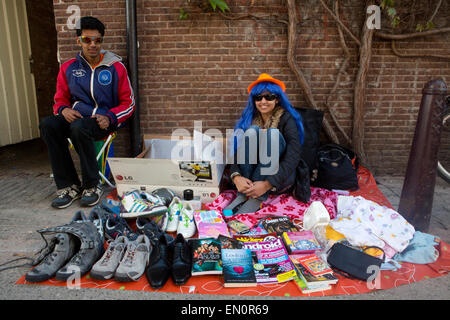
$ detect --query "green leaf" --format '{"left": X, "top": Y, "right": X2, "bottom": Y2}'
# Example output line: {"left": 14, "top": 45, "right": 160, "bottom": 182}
{"left": 387, "top": 7, "right": 396, "bottom": 17}
{"left": 391, "top": 16, "right": 400, "bottom": 28}
{"left": 216, "top": 0, "right": 230, "bottom": 12}
{"left": 179, "top": 8, "right": 188, "bottom": 20}
{"left": 209, "top": 0, "right": 230, "bottom": 12}
{"left": 416, "top": 23, "right": 424, "bottom": 32}
{"left": 426, "top": 21, "right": 435, "bottom": 30}
{"left": 209, "top": 0, "right": 217, "bottom": 11}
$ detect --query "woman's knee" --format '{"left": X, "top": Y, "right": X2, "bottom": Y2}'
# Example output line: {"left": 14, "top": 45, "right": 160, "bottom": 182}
{"left": 39, "top": 115, "right": 64, "bottom": 134}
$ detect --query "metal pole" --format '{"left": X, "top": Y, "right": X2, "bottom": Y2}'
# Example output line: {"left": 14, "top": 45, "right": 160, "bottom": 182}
{"left": 126, "top": 0, "right": 142, "bottom": 157}
{"left": 398, "top": 79, "right": 447, "bottom": 232}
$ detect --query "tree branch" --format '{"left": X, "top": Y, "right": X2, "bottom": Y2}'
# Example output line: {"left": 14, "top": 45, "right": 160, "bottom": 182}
{"left": 286, "top": 0, "right": 340, "bottom": 144}
{"left": 324, "top": 0, "right": 352, "bottom": 145}
{"left": 391, "top": 40, "right": 450, "bottom": 60}
{"left": 375, "top": 27, "right": 450, "bottom": 40}
{"left": 318, "top": 0, "right": 361, "bottom": 46}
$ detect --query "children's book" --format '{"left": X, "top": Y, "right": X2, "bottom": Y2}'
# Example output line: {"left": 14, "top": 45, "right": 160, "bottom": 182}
{"left": 194, "top": 210, "right": 230, "bottom": 239}
{"left": 282, "top": 231, "right": 321, "bottom": 254}
{"left": 233, "top": 233, "right": 278, "bottom": 243}
{"left": 218, "top": 235, "right": 243, "bottom": 249}
{"left": 290, "top": 255, "right": 338, "bottom": 287}
{"left": 222, "top": 249, "right": 257, "bottom": 288}
{"left": 241, "top": 238, "right": 296, "bottom": 284}
{"left": 261, "top": 215, "right": 298, "bottom": 236}
{"left": 189, "top": 238, "right": 223, "bottom": 275}
{"left": 296, "top": 253, "right": 333, "bottom": 276}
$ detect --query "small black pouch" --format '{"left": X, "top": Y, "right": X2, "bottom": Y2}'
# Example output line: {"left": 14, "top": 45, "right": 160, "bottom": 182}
{"left": 326, "top": 242, "right": 385, "bottom": 281}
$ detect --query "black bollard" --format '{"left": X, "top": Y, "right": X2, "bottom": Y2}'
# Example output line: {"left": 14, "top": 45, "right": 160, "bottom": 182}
{"left": 398, "top": 79, "right": 447, "bottom": 232}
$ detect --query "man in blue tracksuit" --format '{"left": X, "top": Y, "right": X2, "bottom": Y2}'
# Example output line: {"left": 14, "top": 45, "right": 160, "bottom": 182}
{"left": 40, "top": 16, "right": 135, "bottom": 209}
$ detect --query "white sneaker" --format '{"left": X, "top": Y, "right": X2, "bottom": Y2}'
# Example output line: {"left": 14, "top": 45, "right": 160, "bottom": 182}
{"left": 166, "top": 197, "right": 183, "bottom": 232}
{"left": 177, "top": 202, "right": 196, "bottom": 238}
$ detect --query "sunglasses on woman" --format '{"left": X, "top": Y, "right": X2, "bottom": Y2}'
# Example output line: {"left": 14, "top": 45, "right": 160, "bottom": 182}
{"left": 254, "top": 94, "right": 278, "bottom": 102}
{"left": 79, "top": 36, "right": 103, "bottom": 44}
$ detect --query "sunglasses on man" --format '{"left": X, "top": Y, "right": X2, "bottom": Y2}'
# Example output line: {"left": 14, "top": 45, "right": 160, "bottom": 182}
{"left": 79, "top": 36, "right": 103, "bottom": 44}
{"left": 254, "top": 94, "right": 278, "bottom": 102}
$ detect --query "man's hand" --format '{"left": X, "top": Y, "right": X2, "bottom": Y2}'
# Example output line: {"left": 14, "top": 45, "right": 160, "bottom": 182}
{"left": 233, "top": 175, "right": 254, "bottom": 194}
{"left": 61, "top": 108, "right": 82, "bottom": 123}
{"left": 243, "top": 181, "right": 272, "bottom": 199}
{"left": 93, "top": 114, "right": 110, "bottom": 130}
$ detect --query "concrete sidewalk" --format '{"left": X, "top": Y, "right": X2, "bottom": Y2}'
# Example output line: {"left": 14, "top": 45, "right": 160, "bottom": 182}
{"left": 0, "top": 139, "right": 449, "bottom": 300}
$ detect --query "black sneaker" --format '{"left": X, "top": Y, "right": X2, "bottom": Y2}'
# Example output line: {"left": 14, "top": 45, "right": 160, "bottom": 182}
{"left": 51, "top": 185, "right": 81, "bottom": 209}
{"left": 80, "top": 185, "right": 103, "bottom": 207}
{"left": 105, "top": 214, "right": 138, "bottom": 241}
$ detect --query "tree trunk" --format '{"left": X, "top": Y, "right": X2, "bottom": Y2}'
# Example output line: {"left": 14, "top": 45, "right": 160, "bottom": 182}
{"left": 352, "top": 1, "right": 375, "bottom": 166}
{"left": 286, "top": 0, "right": 339, "bottom": 144}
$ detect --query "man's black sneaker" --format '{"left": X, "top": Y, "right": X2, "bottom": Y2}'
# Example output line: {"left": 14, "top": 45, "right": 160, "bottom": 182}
{"left": 80, "top": 185, "right": 103, "bottom": 207}
{"left": 51, "top": 185, "right": 81, "bottom": 209}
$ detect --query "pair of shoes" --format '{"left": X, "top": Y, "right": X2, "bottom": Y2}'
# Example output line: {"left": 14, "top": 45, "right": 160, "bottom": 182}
{"left": 90, "top": 235, "right": 151, "bottom": 282}
{"left": 51, "top": 185, "right": 81, "bottom": 209}
{"left": 25, "top": 233, "right": 78, "bottom": 283}
{"left": 165, "top": 197, "right": 196, "bottom": 238}
{"left": 120, "top": 190, "right": 167, "bottom": 219}
{"left": 145, "top": 233, "right": 192, "bottom": 289}
{"left": 105, "top": 214, "right": 138, "bottom": 241}
{"left": 51, "top": 184, "right": 103, "bottom": 209}
{"left": 28, "top": 211, "right": 104, "bottom": 282}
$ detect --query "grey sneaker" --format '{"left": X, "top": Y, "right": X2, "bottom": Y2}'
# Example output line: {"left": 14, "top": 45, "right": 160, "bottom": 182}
{"left": 25, "top": 233, "right": 78, "bottom": 283}
{"left": 90, "top": 236, "right": 128, "bottom": 280}
{"left": 114, "top": 234, "right": 151, "bottom": 282}
{"left": 80, "top": 185, "right": 103, "bottom": 207}
{"left": 51, "top": 185, "right": 81, "bottom": 209}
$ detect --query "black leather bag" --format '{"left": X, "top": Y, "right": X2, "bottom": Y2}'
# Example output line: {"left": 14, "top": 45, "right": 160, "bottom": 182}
{"left": 327, "top": 242, "right": 385, "bottom": 281}
{"left": 312, "top": 143, "right": 359, "bottom": 191}
{"left": 292, "top": 159, "right": 311, "bottom": 203}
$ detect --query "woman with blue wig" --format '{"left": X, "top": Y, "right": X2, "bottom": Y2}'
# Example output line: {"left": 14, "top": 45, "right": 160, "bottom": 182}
{"left": 225, "top": 73, "right": 305, "bottom": 214}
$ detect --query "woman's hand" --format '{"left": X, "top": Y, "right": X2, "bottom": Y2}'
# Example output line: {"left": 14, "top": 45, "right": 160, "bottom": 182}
{"left": 244, "top": 181, "right": 272, "bottom": 199}
{"left": 93, "top": 114, "right": 110, "bottom": 130}
{"left": 232, "top": 175, "right": 254, "bottom": 193}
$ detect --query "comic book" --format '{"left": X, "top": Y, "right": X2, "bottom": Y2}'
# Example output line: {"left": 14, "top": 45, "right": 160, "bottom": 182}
{"left": 194, "top": 210, "right": 230, "bottom": 239}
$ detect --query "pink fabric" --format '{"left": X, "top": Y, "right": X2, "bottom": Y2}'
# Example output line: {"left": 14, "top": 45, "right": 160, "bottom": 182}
{"left": 205, "top": 187, "right": 338, "bottom": 229}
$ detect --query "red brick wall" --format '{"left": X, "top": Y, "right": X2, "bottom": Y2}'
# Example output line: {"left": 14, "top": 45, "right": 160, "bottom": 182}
{"left": 52, "top": 0, "right": 450, "bottom": 176}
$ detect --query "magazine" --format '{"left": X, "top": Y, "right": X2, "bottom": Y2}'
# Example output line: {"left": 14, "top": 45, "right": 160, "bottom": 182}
{"left": 282, "top": 230, "right": 321, "bottom": 254}
{"left": 222, "top": 249, "right": 257, "bottom": 288}
{"left": 194, "top": 210, "right": 230, "bottom": 239}
{"left": 190, "top": 238, "right": 223, "bottom": 275}
{"left": 261, "top": 215, "right": 298, "bottom": 236}
{"left": 241, "top": 238, "right": 296, "bottom": 283}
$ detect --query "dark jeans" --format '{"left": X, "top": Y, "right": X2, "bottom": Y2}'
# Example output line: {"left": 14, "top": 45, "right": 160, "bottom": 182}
{"left": 235, "top": 126, "right": 287, "bottom": 200}
{"left": 39, "top": 115, "right": 114, "bottom": 190}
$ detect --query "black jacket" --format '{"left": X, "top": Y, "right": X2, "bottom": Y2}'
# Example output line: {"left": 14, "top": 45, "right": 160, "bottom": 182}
{"left": 229, "top": 111, "right": 301, "bottom": 192}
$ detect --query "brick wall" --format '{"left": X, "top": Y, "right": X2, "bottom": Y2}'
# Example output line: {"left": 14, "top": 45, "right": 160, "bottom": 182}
{"left": 52, "top": 0, "right": 450, "bottom": 176}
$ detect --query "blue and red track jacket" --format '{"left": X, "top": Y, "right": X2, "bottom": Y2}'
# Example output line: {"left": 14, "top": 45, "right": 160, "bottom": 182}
{"left": 53, "top": 50, "right": 135, "bottom": 128}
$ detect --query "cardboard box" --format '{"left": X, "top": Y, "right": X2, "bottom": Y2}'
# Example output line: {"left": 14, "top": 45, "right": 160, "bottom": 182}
{"left": 108, "top": 133, "right": 226, "bottom": 203}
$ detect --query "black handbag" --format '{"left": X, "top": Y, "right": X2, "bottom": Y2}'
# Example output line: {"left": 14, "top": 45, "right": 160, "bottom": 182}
{"left": 326, "top": 242, "right": 385, "bottom": 281}
{"left": 312, "top": 143, "right": 359, "bottom": 191}
{"left": 292, "top": 159, "right": 311, "bottom": 203}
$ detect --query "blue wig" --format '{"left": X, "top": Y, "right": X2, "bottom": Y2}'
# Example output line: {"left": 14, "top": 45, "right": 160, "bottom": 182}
{"left": 234, "top": 81, "right": 304, "bottom": 145}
